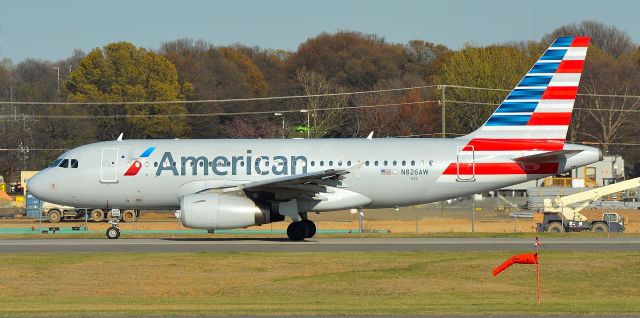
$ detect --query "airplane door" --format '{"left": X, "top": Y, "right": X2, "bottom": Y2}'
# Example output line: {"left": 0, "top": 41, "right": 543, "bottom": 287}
{"left": 101, "top": 148, "right": 119, "bottom": 183}
{"left": 456, "top": 145, "right": 475, "bottom": 182}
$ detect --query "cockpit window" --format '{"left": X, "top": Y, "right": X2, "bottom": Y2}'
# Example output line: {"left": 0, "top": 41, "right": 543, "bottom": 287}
{"left": 70, "top": 159, "right": 79, "bottom": 168}
{"left": 49, "top": 159, "right": 63, "bottom": 168}
{"left": 59, "top": 159, "right": 69, "bottom": 168}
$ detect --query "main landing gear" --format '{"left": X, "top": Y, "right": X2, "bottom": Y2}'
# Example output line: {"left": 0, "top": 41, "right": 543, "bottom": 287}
{"left": 286, "top": 219, "right": 317, "bottom": 241}
{"left": 279, "top": 199, "right": 316, "bottom": 241}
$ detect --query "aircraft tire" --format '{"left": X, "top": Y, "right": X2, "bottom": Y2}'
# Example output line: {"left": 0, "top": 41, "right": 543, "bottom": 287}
{"left": 106, "top": 226, "right": 120, "bottom": 239}
{"left": 303, "top": 219, "right": 316, "bottom": 238}
{"left": 287, "top": 221, "right": 308, "bottom": 241}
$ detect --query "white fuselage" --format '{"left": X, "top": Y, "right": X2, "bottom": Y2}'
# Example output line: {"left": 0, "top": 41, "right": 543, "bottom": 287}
{"left": 27, "top": 138, "right": 600, "bottom": 211}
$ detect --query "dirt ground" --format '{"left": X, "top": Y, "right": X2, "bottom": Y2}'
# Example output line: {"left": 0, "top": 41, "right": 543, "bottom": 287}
{"left": 2, "top": 208, "right": 638, "bottom": 233}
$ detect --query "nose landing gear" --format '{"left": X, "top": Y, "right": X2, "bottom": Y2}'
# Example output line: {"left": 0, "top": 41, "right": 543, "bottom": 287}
{"left": 105, "top": 209, "right": 121, "bottom": 239}
{"left": 106, "top": 224, "right": 120, "bottom": 239}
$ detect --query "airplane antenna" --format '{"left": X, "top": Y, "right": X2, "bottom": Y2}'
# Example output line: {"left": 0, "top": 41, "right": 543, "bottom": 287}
{"left": 116, "top": 133, "right": 124, "bottom": 141}
{"left": 366, "top": 131, "right": 374, "bottom": 140}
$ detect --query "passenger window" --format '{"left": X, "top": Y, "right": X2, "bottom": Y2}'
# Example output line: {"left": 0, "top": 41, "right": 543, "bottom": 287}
{"left": 338, "top": 160, "right": 342, "bottom": 166}
{"left": 329, "top": 161, "right": 333, "bottom": 166}
{"left": 402, "top": 160, "right": 406, "bottom": 166}
{"left": 311, "top": 161, "right": 315, "bottom": 167}
{"left": 393, "top": 160, "right": 397, "bottom": 166}
{"left": 154, "top": 162, "right": 158, "bottom": 167}
{"left": 320, "top": 161, "right": 324, "bottom": 167}
{"left": 365, "top": 161, "right": 370, "bottom": 166}
{"left": 59, "top": 159, "right": 69, "bottom": 168}
{"left": 374, "top": 161, "right": 379, "bottom": 166}
{"left": 384, "top": 160, "right": 388, "bottom": 166}
{"left": 411, "top": 160, "right": 416, "bottom": 166}
{"left": 70, "top": 159, "right": 78, "bottom": 168}
{"left": 347, "top": 160, "right": 351, "bottom": 166}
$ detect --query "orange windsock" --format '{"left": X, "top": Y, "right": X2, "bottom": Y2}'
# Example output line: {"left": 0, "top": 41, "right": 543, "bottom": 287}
{"left": 492, "top": 253, "right": 538, "bottom": 276}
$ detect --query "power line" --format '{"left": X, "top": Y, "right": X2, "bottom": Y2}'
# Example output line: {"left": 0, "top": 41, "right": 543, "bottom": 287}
{"left": 443, "top": 84, "right": 640, "bottom": 99}
{"left": 3, "top": 98, "right": 639, "bottom": 120}
{"left": 446, "top": 100, "right": 640, "bottom": 113}
{"left": 574, "top": 141, "right": 640, "bottom": 146}
{"left": 2, "top": 84, "right": 640, "bottom": 107}
{"left": 2, "top": 140, "right": 639, "bottom": 152}
{"left": 0, "top": 85, "right": 436, "bottom": 106}
{"left": 0, "top": 148, "right": 68, "bottom": 151}
{"left": 0, "top": 100, "right": 438, "bottom": 120}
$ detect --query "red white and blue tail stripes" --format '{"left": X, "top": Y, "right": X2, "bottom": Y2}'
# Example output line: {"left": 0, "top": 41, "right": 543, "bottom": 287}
{"left": 441, "top": 37, "right": 589, "bottom": 179}
{"left": 467, "top": 36, "right": 589, "bottom": 143}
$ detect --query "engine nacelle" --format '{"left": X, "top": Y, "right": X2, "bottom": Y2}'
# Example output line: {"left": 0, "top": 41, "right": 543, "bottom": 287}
{"left": 179, "top": 193, "right": 269, "bottom": 229}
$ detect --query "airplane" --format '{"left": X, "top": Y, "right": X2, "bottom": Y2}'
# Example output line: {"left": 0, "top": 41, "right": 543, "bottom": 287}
{"left": 28, "top": 36, "right": 600, "bottom": 241}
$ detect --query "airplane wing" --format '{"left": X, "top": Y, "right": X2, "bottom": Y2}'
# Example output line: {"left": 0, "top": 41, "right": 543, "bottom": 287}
{"left": 222, "top": 164, "right": 361, "bottom": 201}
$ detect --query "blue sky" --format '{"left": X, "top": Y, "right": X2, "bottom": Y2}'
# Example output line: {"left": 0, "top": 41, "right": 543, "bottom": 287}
{"left": 1, "top": 0, "right": 638, "bottom": 62}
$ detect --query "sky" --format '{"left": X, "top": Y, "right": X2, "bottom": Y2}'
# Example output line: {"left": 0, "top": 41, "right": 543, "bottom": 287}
{"left": 1, "top": 0, "right": 639, "bottom": 63}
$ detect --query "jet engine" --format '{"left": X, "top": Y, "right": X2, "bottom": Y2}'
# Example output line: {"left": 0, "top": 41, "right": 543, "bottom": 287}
{"left": 179, "top": 193, "right": 270, "bottom": 229}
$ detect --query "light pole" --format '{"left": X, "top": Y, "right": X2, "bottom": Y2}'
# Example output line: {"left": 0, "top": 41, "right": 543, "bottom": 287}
{"left": 274, "top": 112, "right": 285, "bottom": 139}
{"left": 53, "top": 66, "right": 60, "bottom": 101}
{"left": 300, "top": 109, "right": 310, "bottom": 138}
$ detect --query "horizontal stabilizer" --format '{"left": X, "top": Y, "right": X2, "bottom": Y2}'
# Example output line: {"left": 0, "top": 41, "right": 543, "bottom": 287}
{"left": 513, "top": 150, "right": 581, "bottom": 163}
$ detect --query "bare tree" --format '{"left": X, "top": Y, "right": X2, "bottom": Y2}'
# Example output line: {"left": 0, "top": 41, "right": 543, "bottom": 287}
{"left": 221, "top": 116, "right": 279, "bottom": 138}
{"left": 546, "top": 20, "right": 634, "bottom": 57}
{"left": 578, "top": 49, "right": 640, "bottom": 154}
{"left": 293, "top": 69, "right": 349, "bottom": 137}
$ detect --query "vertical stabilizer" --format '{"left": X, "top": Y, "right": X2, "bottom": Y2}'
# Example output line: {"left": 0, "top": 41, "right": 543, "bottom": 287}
{"left": 462, "top": 36, "right": 590, "bottom": 151}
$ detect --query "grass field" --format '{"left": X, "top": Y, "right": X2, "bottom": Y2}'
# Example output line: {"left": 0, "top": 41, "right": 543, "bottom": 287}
{"left": 0, "top": 251, "right": 639, "bottom": 316}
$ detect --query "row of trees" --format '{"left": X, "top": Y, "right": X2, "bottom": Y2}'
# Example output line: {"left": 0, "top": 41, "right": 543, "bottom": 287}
{"left": 0, "top": 20, "right": 639, "bottom": 180}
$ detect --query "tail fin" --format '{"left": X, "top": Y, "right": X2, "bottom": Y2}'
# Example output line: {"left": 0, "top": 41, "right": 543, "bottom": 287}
{"left": 462, "top": 36, "right": 590, "bottom": 150}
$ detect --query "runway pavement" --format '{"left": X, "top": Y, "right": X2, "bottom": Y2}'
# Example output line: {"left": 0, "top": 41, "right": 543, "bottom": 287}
{"left": 0, "top": 237, "right": 639, "bottom": 253}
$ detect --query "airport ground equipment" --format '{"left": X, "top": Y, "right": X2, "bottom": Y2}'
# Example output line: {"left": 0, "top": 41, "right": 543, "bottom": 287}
{"left": 536, "top": 177, "right": 640, "bottom": 233}
{"left": 41, "top": 202, "right": 139, "bottom": 223}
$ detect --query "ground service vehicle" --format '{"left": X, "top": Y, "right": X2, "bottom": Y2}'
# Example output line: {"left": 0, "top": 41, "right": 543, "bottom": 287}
{"left": 42, "top": 202, "right": 139, "bottom": 223}
{"left": 536, "top": 177, "right": 640, "bottom": 233}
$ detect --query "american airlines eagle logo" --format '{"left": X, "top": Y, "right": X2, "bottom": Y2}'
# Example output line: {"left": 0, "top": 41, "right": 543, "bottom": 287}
{"left": 123, "top": 147, "right": 156, "bottom": 176}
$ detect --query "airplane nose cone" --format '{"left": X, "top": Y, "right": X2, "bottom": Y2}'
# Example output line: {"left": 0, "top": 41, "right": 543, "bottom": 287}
{"left": 26, "top": 173, "right": 47, "bottom": 199}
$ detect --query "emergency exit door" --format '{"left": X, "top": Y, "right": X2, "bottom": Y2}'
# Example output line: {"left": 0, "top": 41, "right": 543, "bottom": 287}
{"left": 101, "top": 148, "right": 119, "bottom": 183}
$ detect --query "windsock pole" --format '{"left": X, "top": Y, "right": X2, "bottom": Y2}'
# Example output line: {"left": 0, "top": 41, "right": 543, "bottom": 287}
{"left": 492, "top": 237, "right": 542, "bottom": 304}
{"left": 535, "top": 237, "right": 542, "bottom": 305}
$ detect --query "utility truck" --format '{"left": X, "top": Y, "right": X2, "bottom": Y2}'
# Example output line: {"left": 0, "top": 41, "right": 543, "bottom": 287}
{"left": 42, "top": 202, "right": 139, "bottom": 223}
{"left": 535, "top": 177, "right": 640, "bottom": 233}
